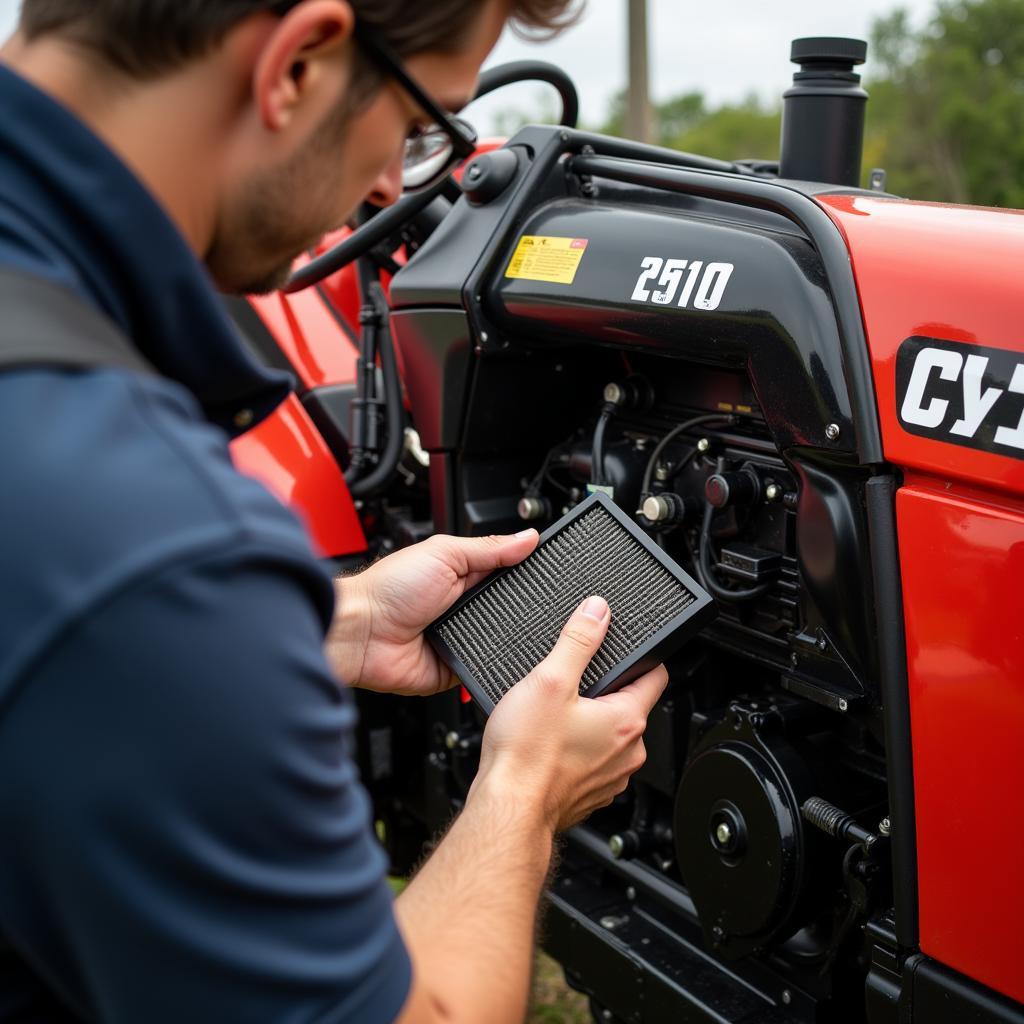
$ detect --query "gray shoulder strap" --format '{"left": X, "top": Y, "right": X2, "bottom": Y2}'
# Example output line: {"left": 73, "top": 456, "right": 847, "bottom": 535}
{"left": 0, "top": 268, "right": 156, "bottom": 376}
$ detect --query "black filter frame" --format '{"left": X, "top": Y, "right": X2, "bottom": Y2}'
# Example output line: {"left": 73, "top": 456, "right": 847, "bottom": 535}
{"left": 427, "top": 492, "right": 717, "bottom": 713}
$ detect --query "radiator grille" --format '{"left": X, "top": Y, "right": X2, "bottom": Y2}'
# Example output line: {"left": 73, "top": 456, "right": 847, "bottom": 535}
{"left": 435, "top": 501, "right": 702, "bottom": 706}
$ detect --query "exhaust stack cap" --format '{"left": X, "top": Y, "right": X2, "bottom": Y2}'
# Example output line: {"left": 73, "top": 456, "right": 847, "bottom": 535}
{"left": 790, "top": 36, "right": 867, "bottom": 69}
{"left": 779, "top": 36, "right": 869, "bottom": 188}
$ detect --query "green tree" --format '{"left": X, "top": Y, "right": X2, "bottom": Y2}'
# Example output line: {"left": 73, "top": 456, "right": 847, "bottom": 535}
{"left": 598, "top": 90, "right": 780, "bottom": 164}
{"left": 866, "top": 0, "right": 1024, "bottom": 206}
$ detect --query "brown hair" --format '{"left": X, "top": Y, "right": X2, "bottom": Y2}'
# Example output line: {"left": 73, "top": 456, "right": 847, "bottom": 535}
{"left": 19, "top": 0, "right": 582, "bottom": 79}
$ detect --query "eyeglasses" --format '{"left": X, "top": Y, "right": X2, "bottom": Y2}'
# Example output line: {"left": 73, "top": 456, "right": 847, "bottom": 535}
{"left": 351, "top": 22, "right": 478, "bottom": 192}
{"left": 267, "top": 4, "right": 478, "bottom": 191}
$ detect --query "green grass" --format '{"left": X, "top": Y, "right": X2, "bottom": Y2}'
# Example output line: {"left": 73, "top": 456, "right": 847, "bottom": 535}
{"left": 388, "top": 879, "right": 590, "bottom": 1022}
{"left": 529, "top": 952, "right": 590, "bottom": 1023}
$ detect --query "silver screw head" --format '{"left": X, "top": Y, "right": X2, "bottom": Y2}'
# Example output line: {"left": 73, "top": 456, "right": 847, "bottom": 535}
{"left": 655, "top": 465, "right": 669, "bottom": 482}
{"left": 765, "top": 483, "right": 781, "bottom": 501}
{"left": 782, "top": 989, "right": 793, "bottom": 1006}
{"left": 879, "top": 816, "right": 892, "bottom": 837}
{"left": 233, "top": 408, "right": 255, "bottom": 429}
{"left": 825, "top": 422, "right": 841, "bottom": 441}
{"left": 608, "top": 834, "right": 625, "bottom": 859}
{"left": 625, "top": 886, "right": 637, "bottom": 901}
{"left": 697, "top": 437, "right": 711, "bottom": 453}
{"left": 715, "top": 822, "right": 733, "bottom": 847}
{"left": 444, "top": 731, "right": 460, "bottom": 751}
{"left": 838, "top": 698, "right": 849, "bottom": 712}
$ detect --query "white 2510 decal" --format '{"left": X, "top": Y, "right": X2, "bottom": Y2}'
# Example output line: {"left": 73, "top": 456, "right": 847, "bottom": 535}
{"left": 630, "top": 257, "right": 735, "bottom": 311}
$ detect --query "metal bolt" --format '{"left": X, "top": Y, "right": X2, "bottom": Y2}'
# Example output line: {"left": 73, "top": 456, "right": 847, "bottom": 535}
{"left": 599, "top": 915, "right": 625, "bottom": 931}
{"left": 643, "top": 495, "right": 670, "bottom": 523}
{"left": 601, "top": 1010, "right": 614, "bottom": 1023}
{"left": 711, "top": 925, "right": 725, "bottom": 942}
{"left": 603, "top": 381, "right": 623, "bottom": 405}
{"left": 468, "top": 164, "right": 482, "bottom": 179}
{"left": 625, "top": 886, "right": 637, "bottom": 901}
{"left": 825, "top": 423, "right": 841, "bottom": 441}
{"left": 790, "top": 651, "right": 799, "bottom": 665}
{"left": 560, "top": 130, "right": 570, "bottom": 142}
{"left": 765, "top": 483, "right": 782, "bottom": 502}
{"left": 782, "top": 989, "right": 793, "bottom": 1006}
{"left": 479, "top": 332, "right": 489, "bottom": 344}
{"left": 608, "top": 835, "right": 625, "bottom": 859}
{"left": 715, "top": 822, "right": 733, "bottom": 847}
{"left": 697, "top": 437, "right": 711, "bottom": 453}
{"left": 233, "top": 408, "right": 254, "bottom": 429}
{"left": 838, "top": 698, "right": 849, "bottom": 712}
{"left": 879, "top": 816, "right": 892, "bottom": 837}
{"left": 655, "top": 465, "right": 669, "bottom": 482}
{"left": 444, "top": 731, "right": 460, "bottom": 751}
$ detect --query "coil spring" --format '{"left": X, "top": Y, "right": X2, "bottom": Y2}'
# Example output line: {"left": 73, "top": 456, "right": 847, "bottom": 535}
{"left": 802, "top": 796, "right": 851, "bottom": 837}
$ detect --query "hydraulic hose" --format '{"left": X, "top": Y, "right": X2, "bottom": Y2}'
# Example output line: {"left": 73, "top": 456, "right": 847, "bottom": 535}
{"left": 345, "top": 261, "right": 405, "bottom": 499}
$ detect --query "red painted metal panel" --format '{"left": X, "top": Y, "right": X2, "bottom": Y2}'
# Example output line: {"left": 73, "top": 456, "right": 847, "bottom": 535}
{"left": 247, "top": 286, "right": 358, "bottom": 392}
{"left": 822, "top": 192, "right": 1024, "bottom": 1001}
{"left": 897, "top": 480, "right": 1024, "bottom": 1004}
{"left": 230, "top": 394, "right": 367, "bottom": 559}
{"left": 818, "top": 194, "right": 1024, "bottom": 499}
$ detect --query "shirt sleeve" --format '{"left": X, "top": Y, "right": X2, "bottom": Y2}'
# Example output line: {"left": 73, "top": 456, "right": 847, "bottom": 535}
{"left": 0, "top": 547, "right": 412, "bottom": 1024}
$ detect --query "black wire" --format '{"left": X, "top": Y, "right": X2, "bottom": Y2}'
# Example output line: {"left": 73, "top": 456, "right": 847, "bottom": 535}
{"left": 667, "top": 443, "right": 700, "bottom": 482}
{"left": 641, "top": 414, "right": 736, "bottom": 498}
{"left": 697, "top": 502, "right": 772, "bottom": 603}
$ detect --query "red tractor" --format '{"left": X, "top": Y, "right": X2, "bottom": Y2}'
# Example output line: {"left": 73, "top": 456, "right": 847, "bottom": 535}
{"left": 227, "top": 38, "right": 1024, "bottom": 1024}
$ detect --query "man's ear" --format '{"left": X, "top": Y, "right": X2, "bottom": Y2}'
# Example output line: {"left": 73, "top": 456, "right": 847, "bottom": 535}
{"left": 252, "top": 0, "right": 356, "bottom": 133}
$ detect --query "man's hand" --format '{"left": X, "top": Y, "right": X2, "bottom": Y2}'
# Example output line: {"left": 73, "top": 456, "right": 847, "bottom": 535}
{"left": 394, "top": 595, "right": 668, "bottom": 1024}
{"left": 476, "top": 595, "right": 670, "bottom": 832}
{"left": 326, "top": 530, "right": 539, "bottom": 695}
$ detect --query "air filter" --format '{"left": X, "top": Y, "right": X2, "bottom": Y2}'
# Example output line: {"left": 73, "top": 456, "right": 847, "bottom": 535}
{"left": 427, "top": 492, "right": 716, "bottom": 712}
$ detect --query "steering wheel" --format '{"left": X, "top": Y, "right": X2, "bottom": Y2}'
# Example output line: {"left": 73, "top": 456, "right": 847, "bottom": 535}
{"left": 282, "top": 61, "right": 579, "bottom": 294}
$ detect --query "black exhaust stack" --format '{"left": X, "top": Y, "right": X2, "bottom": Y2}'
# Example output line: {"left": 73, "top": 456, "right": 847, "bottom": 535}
{"left": 779, "top": 37, "right": 868, "bottom": 187}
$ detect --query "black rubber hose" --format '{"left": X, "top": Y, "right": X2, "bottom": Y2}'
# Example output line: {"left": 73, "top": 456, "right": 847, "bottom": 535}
{"left": 591, "top": 404, "right": 615, "bottom": 486}
{"left": 697, "top": 502, "right": 772, "bottom": 603}
{"left": 473, "top": 61, "right": 580, "bottom": 128}
{"left": 346, "top": 268, "right": 405, "bottom": 499}
{"left": 283, "top": 178, "right": 450, "bottom": 293}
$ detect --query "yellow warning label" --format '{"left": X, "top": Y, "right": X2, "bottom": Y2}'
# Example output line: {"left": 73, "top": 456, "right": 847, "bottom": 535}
{"left": 505, "top": 235, "right": 589, "bottom": 285}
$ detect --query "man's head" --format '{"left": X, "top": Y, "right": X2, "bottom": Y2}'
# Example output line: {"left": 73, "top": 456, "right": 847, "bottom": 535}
{"left": 10, "top": 0, "right": 580, "bottom": 292}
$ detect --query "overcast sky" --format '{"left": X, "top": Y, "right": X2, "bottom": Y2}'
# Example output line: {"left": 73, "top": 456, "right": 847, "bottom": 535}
{"left": 0, "top": 0, "right": 939, "bottom": 132}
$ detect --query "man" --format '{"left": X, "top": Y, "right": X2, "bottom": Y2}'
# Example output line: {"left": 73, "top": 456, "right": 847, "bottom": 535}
{"left": 0, "top": 2, "right": 668, "bottom": 1021}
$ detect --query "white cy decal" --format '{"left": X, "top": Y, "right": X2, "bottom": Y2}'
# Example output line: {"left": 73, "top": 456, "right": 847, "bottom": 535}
{"left": 899, "top": 342, "right": 1024, "bottom": 453}
{"left": 630, "top": 257, "right": 734, "bottom": 312}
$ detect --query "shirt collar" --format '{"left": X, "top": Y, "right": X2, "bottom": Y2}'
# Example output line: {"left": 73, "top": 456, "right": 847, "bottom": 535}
{"left": 0, "top": 62, "right": 291, "bottom": 436}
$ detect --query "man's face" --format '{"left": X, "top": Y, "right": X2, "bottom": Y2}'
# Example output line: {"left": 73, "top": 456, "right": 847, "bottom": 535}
{"left": 208, "top": 1, "right": 509, "bottom": 295}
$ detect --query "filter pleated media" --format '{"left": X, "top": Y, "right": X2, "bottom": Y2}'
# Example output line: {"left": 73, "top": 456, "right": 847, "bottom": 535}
{"left": 428, "top": 493, "right": 716, "bottom": 711}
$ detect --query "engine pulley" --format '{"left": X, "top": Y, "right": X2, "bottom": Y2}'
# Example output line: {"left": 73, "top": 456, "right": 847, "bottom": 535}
{"left": 673, "top": 703, "right": 817, "bottom": 960}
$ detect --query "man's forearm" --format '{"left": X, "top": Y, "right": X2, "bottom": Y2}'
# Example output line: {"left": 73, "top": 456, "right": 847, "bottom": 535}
{"left": 395, "top": 766, "right": 554, "bottom": 1024}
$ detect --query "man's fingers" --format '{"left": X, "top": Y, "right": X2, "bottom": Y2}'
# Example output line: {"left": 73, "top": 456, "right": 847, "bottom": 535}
{"left": 530, "top": 596, "right": 610, "bottom": 692}
{"left": 597, "top": 664, "right": 670, "bottom": 717}
{"left": 432, "top": 530, "right": 539, "bottom": 580}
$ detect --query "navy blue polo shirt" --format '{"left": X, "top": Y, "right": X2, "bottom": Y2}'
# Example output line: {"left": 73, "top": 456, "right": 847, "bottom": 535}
{"left": 0, "top": 63, "right": 411, "bottom": 1022}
